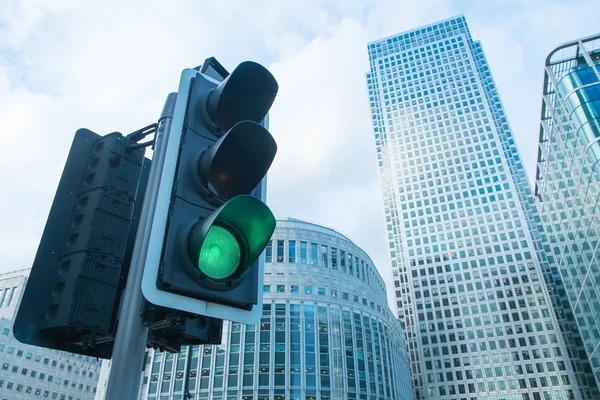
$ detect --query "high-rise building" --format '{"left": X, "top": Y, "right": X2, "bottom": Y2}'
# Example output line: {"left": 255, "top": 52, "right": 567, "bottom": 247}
{"left": 0, "top": 268, "right": 101, "bottom": 400}
{"left": 366, "top": 15, "right": 597, "bottom": 400}
{"left": 97, "top": 218, "right": 413, "bottom": 400}
{"left": 535, "top": 34, "right": 600, "bottom": 388}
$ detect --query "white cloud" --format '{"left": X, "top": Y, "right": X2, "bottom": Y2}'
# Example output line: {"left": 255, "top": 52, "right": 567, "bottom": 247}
{"left": 0, "top": 0, "right": 598, "bottom": 314}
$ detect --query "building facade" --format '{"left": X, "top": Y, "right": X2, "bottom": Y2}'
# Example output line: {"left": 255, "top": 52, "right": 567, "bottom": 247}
{"left": 0, "top": 268, "right": 101, "bottom": 400}
{"left": 130, "top": 218, "right": 412, "bottom": 400}
{"left": 366, "top": 16, "right": 597, "bottom": 400}
{"left": 535, "top": 35, "right": 600, "bottom": 387}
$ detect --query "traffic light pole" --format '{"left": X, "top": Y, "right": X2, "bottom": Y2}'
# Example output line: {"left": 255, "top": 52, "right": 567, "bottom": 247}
{"left": 104, "top": 93, "right": 177, "bottom": 399}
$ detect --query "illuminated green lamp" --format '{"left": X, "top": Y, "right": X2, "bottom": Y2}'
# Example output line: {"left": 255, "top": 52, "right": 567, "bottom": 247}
{"left": 186, "top": 195, "right": 276, "bottom": 284}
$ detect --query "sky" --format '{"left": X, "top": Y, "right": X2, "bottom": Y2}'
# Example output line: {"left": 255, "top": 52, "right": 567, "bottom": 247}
{"left": 1, "top": 0, "right": 598, "bottom": 309}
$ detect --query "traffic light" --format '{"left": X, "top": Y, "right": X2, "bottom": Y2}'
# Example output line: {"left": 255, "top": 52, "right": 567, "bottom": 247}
{"left": 13, "top": 129, "right": 149, "bottom": 358}
{"left": 142, "top": 58, "right": 278, "bottom": 324}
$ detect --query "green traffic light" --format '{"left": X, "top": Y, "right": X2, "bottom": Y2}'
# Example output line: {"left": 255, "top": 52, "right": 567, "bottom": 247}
{"left": 197, "top": 225, "right": 241, "bottom": 280}
{"left": 185, "top": 195, "right": 276, "bottom": 285}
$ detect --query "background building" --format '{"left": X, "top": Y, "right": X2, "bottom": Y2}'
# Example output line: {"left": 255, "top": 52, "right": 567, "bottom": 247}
{"left": 535, "top": 34, "right": 600, "bottom": 387}
{"left": 0, "top": 268, "right": 101, "bottom": 400}
{"left": 121, "top": 218, "right": 412, "bottom": 400}
{"left": 366, "top": 15, "right": 597, "bottom": 400}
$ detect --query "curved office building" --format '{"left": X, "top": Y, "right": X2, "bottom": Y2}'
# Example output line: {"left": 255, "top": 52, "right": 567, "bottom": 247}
{"left": 138, "top": 218, "right": 412, "bottom": 400}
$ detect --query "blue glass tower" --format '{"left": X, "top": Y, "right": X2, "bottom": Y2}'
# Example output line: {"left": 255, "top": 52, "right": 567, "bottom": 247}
{"left": 367, "top": 16, "right": 597, "bottom": 400}
{"left": 535, "top": 34, "right": 600, "bottom": 389}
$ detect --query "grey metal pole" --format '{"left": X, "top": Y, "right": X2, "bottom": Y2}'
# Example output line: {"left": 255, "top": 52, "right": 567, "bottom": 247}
{"left": 104, "top": 93, "right": 178, "bottom": 400}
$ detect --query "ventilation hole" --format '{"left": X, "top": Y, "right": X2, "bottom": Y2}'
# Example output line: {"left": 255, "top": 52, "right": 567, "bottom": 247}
{"left": 77, "top": 196, "right": 89, "bottom": 210}
{"left": 53, "top": 282, "right": 65, "bottom": 296}
{"left": 67, "top": 233, "right": 79, "bottom": 247}
{"left": 72, "top": 214, "right": 84, "bottom": 227}
{"left": 93, "top": 142, "right": 104, "bottom": 154}
{"left": 46, "top": 305, "right": 59, "bottom": 320}
{"left": 59, "top": 260, "right": 71, "bottom": 274}
{"left": 84, "top": 173, "right": 96, "bottom": 186}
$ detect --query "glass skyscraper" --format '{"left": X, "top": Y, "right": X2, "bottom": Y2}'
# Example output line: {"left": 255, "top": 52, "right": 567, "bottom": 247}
{"left": 122, "top": 218, "right": 412, "bottom": 400}
{"left": 535, "top": 34, "right": 600, "bottom": 388}
{"left": 366, "top": 16, "right": 597, "bottom": 400}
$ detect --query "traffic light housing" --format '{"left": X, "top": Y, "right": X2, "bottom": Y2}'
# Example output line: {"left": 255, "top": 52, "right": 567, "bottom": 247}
{"left": 13, "top": 129, "right": 149, "bottom": 358}
{"left": 142, "top": 59, "right": 278, "bottom": 324}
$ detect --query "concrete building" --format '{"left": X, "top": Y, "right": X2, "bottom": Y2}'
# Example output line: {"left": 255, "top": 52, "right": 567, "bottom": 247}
{"left": 0, "top": 268, "right": 101, "bottom": 400}
{"left": 534, "top": 34, "right": 600, "bottom": 388}
{"left": 97, "top": 218, "right": 413, "bottom": 400}
{"left": 366, "top": 15, "right": 597, "bottom": 400}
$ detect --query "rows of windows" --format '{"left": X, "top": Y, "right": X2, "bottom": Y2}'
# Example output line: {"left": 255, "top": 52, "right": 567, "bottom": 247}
{"left": 265, "top": 239, "right": 385, "bottom": 293}
{"left": 369, "top": 17, "right": 467, "bottom": 49}
{"left": 0, "top": 379, "right": 84, "bottom": 400}
{"left": 537, "top": 51, "right": 600, "bottom": 389}
{"left": 0, "top": 360, "right": 95, "bottom": 392}
{"left": 367, "top": 16, "right": 591, "bottom": 400}
{"left": 1, "top": 329, "right": 98, "bottom": 378}
{"left": 0, "top": 324, "right": 100, "bottom": 400}
{"left": 0, "top": 285, "right": 17, "bottom": 308}
{"left": 145, "top": 303, "right": 406, "bottom": 400}
{"left": 262, "top": 284, "right": 384, "bottom": 314}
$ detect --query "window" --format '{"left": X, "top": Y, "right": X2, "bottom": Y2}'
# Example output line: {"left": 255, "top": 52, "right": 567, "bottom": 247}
{"left": 331, "top": 247, "right": 337, "bottom": 269}
{"left": 1, "top": 327, "right": 9, "bottom": 336}
{"left": 291, "top": 285, "right": 299, "bottom": 293}
{"left": 310, "top": 243, "right": 318, "bottom": 265}
{"left": 300, "top": 242, "right": 307, "bottom": 264}
{"left": 318, "top": 288, "right": 326, "bottom": 296}
{"left": 276, "top": 240, "right": 284, "bottom": 262}
{"left": 320, "top": 245, "right": 328, "bottom": 267}
{"left": 263, "top": 285, "right": 271, "bottom": 292}
{"left": 348, "top": 253, "right": 354, "bottom": 275}
{"left": 288, "top": 241, "right": 296, "bottom": 263}
{"left": 305, "top": 286, "right": 313, "bottom": 294}
{"left": 276, "top": 285, "right": 285, "bottom": 293}
{"left": 265, "top": 241, "right": 272, "bottom": 263}
{"left": 5, "top": 287, "right": 16, "bottom": 306}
